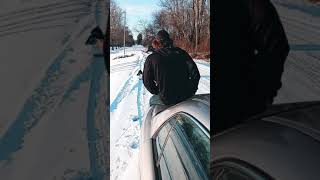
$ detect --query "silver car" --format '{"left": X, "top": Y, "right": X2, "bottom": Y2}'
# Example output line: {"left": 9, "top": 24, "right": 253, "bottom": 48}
{"left": 139, "top": 94, "right": 210, "bottom": 180}
{"left": 212, "top": 101, "right": 320, "bottom": 180}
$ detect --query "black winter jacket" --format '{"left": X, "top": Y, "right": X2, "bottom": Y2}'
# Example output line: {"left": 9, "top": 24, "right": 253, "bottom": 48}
{"left": 143, "top": 47, "right": 200, "bottom": 105}
{"left": 146, "top": 45, "right": 155, "bottom": 53}
{"left": 213, "top": 0, "right": 290, "bottom": 132}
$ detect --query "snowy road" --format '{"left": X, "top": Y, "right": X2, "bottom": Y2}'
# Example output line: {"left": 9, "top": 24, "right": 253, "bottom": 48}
{"left": 273, "top": 0, "right": 320, "bottom": 103}
{"left": 109, "top": 46, "right": 210, "bottom": 180}
{"left": 0, "top": 0, "right": 108, "bottom": 179}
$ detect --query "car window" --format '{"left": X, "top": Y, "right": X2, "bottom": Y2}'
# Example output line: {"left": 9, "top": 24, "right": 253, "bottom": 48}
{"left": 154, "top": 113, "right": 209, "bottom": 180}
{"left": 172, "top": 113, "right": 210, "bottom": 173}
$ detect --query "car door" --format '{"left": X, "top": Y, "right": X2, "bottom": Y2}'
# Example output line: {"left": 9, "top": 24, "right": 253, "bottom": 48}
{"left": 152, "top": 112, "right": 210, "bottom": 180}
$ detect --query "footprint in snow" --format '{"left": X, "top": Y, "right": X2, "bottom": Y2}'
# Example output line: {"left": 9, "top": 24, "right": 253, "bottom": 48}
{"left": 129, "top": 140, "right": 139, "bottom": 149}
{"left": 132, "top": 116, "right": 139, "bottom": 122}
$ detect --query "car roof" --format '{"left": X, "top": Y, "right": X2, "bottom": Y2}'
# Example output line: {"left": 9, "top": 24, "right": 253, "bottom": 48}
{"left": 213, "top": 120, "right": 320, "bottom": 180}
{"left": 141, "top": 94, "right": 210, "bottom": 142}
{"left": 213, "top": 102, "right": 320, "bottom": 180}
{"left": 252, "top": 101, "right": 320, "bottom": 141}
{"left": 151, "top": 94, "right": 210, "bottom": 117}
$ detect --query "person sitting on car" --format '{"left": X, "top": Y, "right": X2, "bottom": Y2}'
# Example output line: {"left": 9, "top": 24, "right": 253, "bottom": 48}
{"left": 146, "top": 45, "right": 154, "bottom": 53}
{"left": 213, "top": 0, "right": 290, "bottom": 134}
{"left": 151, "top": 38, "right": 160, "bottom": 50}
{"left": 145, "top": 36, "right": 161, "bottom": 53}
{"left": 143, "top": 30, "right": 200, "bottom": 106}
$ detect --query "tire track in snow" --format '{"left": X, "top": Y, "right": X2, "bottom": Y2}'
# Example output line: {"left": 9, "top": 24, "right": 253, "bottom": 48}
{"left": 84, "top": 1, "right": 108, "bottom": 179}
{"left": 0, "top": 12, "right": 92, "bottom": 38}
{"left": 86, "top": 58, "right": 105, "bottom": 180}
{"left": 110, "top": 53, "right": 145, "bottom": 180}
{"left": 0, "top": 47, "right": 69, "bottom": 161}
{"left": 0, "top": 1, "right": 94, "bottom": 38}
{"left": 0, "top": 11, "right": 91, "bottom": 34}
{"left": 0, "top": 0, "right": 93, "bottom": 19}
{"left": 126, "top": 73, "right": 144, "bottom": 126}
{"left": 110, "top": 61, "right": 139, "bottom": 112}
{"left": 0, "top": 24, "right": 71, "bottom": 38}
{"left": 136, "top": 80, "right": 143, "bottom": 127}
{"left": 0, "top": 12, "right": 95, "bottom": 162}
{"left": 110, "top": 61, "right": 138, "bottom": 73}
{"left": 110, "top": 76, "right": 134, "bottom": 112}
{"left": 0, "top": 6, "right": 90, "bottom": 27}
{"left": 136, "top": 58, "right": 145, "bottom": 127}
{"left": 113, "top": 54, "right": 142, "bottom": 145}
{"left": 59, "top": 57, "right": 107, "bottom": 179}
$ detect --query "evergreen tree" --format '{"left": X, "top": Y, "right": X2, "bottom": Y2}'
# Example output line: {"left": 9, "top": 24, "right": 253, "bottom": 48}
{"left": 137, "top": 33, "right": 143, "bottom": 45}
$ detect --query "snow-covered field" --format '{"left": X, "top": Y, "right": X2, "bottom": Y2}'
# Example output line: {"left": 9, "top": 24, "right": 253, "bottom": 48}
{"left": 0, "top": 0, "right": 109, "bottom": 179}
{"left": 110, "top": 46, "right": 210, "bottom": 180}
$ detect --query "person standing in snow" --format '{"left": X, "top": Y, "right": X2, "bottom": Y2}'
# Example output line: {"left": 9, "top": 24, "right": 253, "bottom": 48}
{"left": 143, "top": 30, "right": 200, "bottom": 105}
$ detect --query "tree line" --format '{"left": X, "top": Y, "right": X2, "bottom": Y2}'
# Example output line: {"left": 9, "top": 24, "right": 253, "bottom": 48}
{"left": 110, "top": 0, "right": 135, "bottom": 48}
{"left": 110, "top": 0, "right": 210, "bottom": 57}
{"left": 138, "top": 0, "right": 210, "bottom": 55}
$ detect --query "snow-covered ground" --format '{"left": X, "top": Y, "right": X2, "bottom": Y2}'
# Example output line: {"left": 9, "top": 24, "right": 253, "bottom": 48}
{"left": 110, "top": 46, "right": 210, "bottom": 180}
{"left": 272, "top": 0, "right": 320, "bottom": 103}
{"left": 0, "top": 0, "right": 109, "bottom": 179}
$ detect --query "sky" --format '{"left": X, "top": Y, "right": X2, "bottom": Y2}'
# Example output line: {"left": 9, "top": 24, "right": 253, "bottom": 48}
{"left": 115, "top": 0, "right": 161, "bottom": 39}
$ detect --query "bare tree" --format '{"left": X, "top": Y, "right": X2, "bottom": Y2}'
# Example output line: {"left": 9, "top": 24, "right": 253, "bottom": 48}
{"left": 110, "top": 0, "right": 135, "bottom": 47}
{"left": 152, "top": 0, "right": 209, "bottom": 53}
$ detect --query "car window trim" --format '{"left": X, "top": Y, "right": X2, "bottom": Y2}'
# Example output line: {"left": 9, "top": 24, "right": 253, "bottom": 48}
{"left": 179, "top": 112, "right": 210, "bottom": 138}
{"left": 152, "top": 138, "right": 162, "bottom": 180}
{"left": 152, "top": 119, "right": 178, "bottom": 180}
{"left": 152, "top": 111, "right": 209, "bottom": 140}
{"left": 155, "top": 119, "right": 178, "bottom": 167}
{"left": 170, "top": 119, "right": 209, "bottom": 180}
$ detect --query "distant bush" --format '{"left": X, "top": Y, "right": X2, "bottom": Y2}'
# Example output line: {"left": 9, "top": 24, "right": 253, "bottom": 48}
{"left": 190, "top": 52, "right": 210, "bottom": 60}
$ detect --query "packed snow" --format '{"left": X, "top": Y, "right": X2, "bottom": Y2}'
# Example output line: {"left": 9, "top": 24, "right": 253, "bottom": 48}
{"left": 110, "top": 46, "right": 210, "bottom": 180}
{"left": 0, "top": 0, "right": 109, "bottom": 179}
{"left": 272, "top": 0, "right": 320, "bottom": 103}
